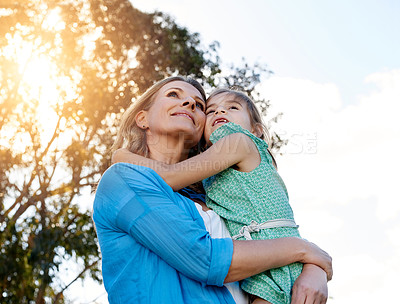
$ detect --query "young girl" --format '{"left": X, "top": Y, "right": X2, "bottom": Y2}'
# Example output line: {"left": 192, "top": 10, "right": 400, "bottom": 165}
{"left": 113, "top": 88, "right": 321, "bottom": 304}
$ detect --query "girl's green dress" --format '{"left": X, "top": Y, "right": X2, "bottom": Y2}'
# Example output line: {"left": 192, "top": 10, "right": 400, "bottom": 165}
{"left": 203, "top": 122, "right": 303, "bottom": 304}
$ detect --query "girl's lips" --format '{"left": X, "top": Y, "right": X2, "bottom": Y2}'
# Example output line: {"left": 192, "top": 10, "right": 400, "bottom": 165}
{"left": 212, "top": 117, "right": 229, "bottom": 126}
{"left": 171, "top": 111, "right": 195, "bottom": 124}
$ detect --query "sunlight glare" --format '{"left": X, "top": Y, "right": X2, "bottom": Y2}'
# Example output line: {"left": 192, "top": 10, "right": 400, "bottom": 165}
{"left": 21, "top": 55, "right": 59, "bottom": 119}
{"left": 4, "top": 33, "right": 75, "bottom": 153}
{"left": 42, "top": 8, "right": 65, "bottom": 31}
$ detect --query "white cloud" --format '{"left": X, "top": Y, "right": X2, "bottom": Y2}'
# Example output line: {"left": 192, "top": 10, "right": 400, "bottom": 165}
{"left": 258, "top": 70, "right": 400, "bottom": 216}
{"left": 258, "top": 70, "right": 400, "bottom": 303}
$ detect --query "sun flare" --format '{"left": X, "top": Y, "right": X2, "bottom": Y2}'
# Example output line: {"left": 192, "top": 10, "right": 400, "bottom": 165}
{"left": 1, "top": 7, "right": 77, "bottom": 152}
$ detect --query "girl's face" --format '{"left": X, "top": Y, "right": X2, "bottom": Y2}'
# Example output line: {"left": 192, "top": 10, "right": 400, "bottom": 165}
{"left": 142, "top": 80, "right": 206, "bottom": 146}
{"left": 204, "top": 92, "right": 254, "bottom": 144}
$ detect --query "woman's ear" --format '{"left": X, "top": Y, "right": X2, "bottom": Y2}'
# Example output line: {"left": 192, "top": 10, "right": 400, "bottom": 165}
{"left": 252, "top": 123, "right": 264, "bottom": 138}
{"left": 135, "top": 110, "right": 148, "bottom": 129}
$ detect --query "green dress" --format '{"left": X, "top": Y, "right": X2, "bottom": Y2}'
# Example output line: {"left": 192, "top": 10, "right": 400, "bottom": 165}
{"left": 203, "top": 122, "right": 303, "bottom": 304}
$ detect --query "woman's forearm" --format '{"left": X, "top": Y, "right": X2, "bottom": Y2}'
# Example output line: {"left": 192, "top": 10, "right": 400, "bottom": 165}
{"left": 225, "top": 237, "right": 332, "bottom": 283}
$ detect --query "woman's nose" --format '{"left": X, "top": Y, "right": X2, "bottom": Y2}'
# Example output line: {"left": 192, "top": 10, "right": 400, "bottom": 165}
{"left": 182, "top": 97, "right": 196, "bottom": 111}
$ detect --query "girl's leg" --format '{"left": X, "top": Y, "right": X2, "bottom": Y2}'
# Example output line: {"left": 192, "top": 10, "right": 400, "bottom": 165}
{"left": 250, "top": 295, "right": 272, "bottom": 304}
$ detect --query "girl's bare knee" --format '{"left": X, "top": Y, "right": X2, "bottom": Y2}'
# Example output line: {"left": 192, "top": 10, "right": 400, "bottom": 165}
{"left": 250, "top": 295, "right": 272, "bottom": 304}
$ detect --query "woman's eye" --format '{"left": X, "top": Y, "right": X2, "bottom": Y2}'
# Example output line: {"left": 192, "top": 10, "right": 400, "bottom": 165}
{"left": 196, "top": 103, "right": 205, "bottom": 111}
{"left": 167, "top": 91, "right": 178, "bottom": 97}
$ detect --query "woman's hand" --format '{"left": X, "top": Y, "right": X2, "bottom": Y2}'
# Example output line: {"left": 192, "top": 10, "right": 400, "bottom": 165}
{"left": 300, "top": 241, "right": 333, "bottom": 281}
{"left": 291, "top": 264, "right": 328, "bottom": 304}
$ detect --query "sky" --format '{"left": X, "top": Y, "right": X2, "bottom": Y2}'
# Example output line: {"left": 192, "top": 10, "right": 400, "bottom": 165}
{"left": 69, "top": 1, "right": 400, "bottom": 303}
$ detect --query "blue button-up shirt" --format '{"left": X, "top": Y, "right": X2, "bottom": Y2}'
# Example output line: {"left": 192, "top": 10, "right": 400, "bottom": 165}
{"left": 93, "top": 163, "right": 235, "bottom": 304}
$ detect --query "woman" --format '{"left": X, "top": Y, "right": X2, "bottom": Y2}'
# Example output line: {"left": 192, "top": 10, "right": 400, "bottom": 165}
{"left": 92, "top": 76, "right": 332, "bottom": 304}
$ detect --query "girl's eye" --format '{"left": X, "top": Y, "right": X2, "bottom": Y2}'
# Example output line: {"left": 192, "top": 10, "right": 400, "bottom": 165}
{"left": 206, "top": 110, "right": 215, "bottom": 115}
{"left": 230, "top": 106, "right": 239, "bottom": 110}
{"left": 167, "top": 91, "right": 178, "bottom": 98}
{"left": 196, "top": 102, "right": 205, "bottom": 111}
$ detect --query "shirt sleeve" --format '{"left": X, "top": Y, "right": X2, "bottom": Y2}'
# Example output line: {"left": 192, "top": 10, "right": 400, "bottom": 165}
{"left": 98, "top": 163, "right": 233, "bottom": 286}
{"left": 210, "top": 122, "right": 269, "bottom": 149}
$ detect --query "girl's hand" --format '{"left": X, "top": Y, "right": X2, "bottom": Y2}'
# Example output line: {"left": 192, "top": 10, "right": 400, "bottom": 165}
{"left": 291, "top": 264, "right": 328, "bottom": 304}
{"left": 301, "top": 241, "right": 333, "bottom": 281}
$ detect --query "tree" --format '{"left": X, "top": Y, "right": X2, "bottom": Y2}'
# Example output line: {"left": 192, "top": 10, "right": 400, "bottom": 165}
{"left": 0, "top": 1, "right": 220, "bottom": 303}
{"left": 0, "top": 0, "right": 284, "bottom": 302}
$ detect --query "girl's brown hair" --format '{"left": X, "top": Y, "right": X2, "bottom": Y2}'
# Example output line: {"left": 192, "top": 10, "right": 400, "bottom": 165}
{"left": 112, "top": 76, "right": 206, "bottom": 156}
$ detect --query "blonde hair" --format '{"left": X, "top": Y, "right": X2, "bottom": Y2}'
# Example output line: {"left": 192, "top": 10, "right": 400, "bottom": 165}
{"left": 112, "top": 76, "right": 206, "bottom": 156}
{"left": 207, "top": 88, "right": 277, "bottom": 168}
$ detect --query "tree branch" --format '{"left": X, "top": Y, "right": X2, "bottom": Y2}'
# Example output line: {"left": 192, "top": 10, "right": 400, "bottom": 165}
{"left": 53, "top": 258, "right": 100, "bottom": 304}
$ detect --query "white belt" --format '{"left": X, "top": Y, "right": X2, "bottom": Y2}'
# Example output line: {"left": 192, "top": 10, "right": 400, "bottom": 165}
{"left": 232, "top": 219, "right": 299, "bottom": 240}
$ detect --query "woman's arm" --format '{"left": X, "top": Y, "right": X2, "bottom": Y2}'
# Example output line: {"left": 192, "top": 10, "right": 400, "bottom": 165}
{"left": 99, "top": 163, "right": 332, "bottom": 287}
{"left": 229, "top": 240, "right": 332, "bottom": 304}
{"left": 95, "top": 163, "right": 232, "bottom": 286}
{"left": 225, "top": 238, "right": 332, "bottom": 283}
{"left": 113, "top": 132, "right": 259, "bottom": 190}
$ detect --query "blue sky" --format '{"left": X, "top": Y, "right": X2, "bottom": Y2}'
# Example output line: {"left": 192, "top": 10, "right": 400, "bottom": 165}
{"left": 70, "top": 1, "right": 400, "bottom": 302}
{"left": 133, "top": 0, "right": 400, "bottom": 105}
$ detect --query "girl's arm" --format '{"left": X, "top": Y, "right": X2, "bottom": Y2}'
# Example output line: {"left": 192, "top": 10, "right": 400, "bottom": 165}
{"left": 226, "top": 238, "right": 332, "bottom": 283}
{"left": 113, "top": 132, "right": 259, "bottom": 190}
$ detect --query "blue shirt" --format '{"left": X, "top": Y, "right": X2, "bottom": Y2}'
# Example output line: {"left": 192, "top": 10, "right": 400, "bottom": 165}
{"left": 93, "top": 163, "right": 235, "bottom": 304}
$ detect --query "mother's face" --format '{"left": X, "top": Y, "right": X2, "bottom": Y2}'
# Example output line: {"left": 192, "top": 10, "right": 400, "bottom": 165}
{"left": 139, "top": 81, "right": 206, "bottom": 146}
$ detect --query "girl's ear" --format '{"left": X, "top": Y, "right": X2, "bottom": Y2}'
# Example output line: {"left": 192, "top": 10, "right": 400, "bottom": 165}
{"left": 252, "top": 123, "right": 264, "bottom": 138}
{"left": 135, "top": 110, "right": 148, "bottom": 129}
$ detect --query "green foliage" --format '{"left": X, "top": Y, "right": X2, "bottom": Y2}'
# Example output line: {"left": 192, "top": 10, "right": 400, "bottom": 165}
{"left": 0, "top": 0, "right": 285, "bottom": 302}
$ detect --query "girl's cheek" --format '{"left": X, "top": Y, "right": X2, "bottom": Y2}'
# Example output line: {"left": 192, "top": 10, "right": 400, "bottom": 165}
{"left": 203, "top": 119, "right": 213, "bottom": 145}
{"left": 205, "top": 116, "right": 213, "bottom": 128}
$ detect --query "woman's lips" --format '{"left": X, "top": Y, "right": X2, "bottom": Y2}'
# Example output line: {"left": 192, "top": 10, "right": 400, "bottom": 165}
{"left": 171, "top": 111, "right": 195, "bottom": 124}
